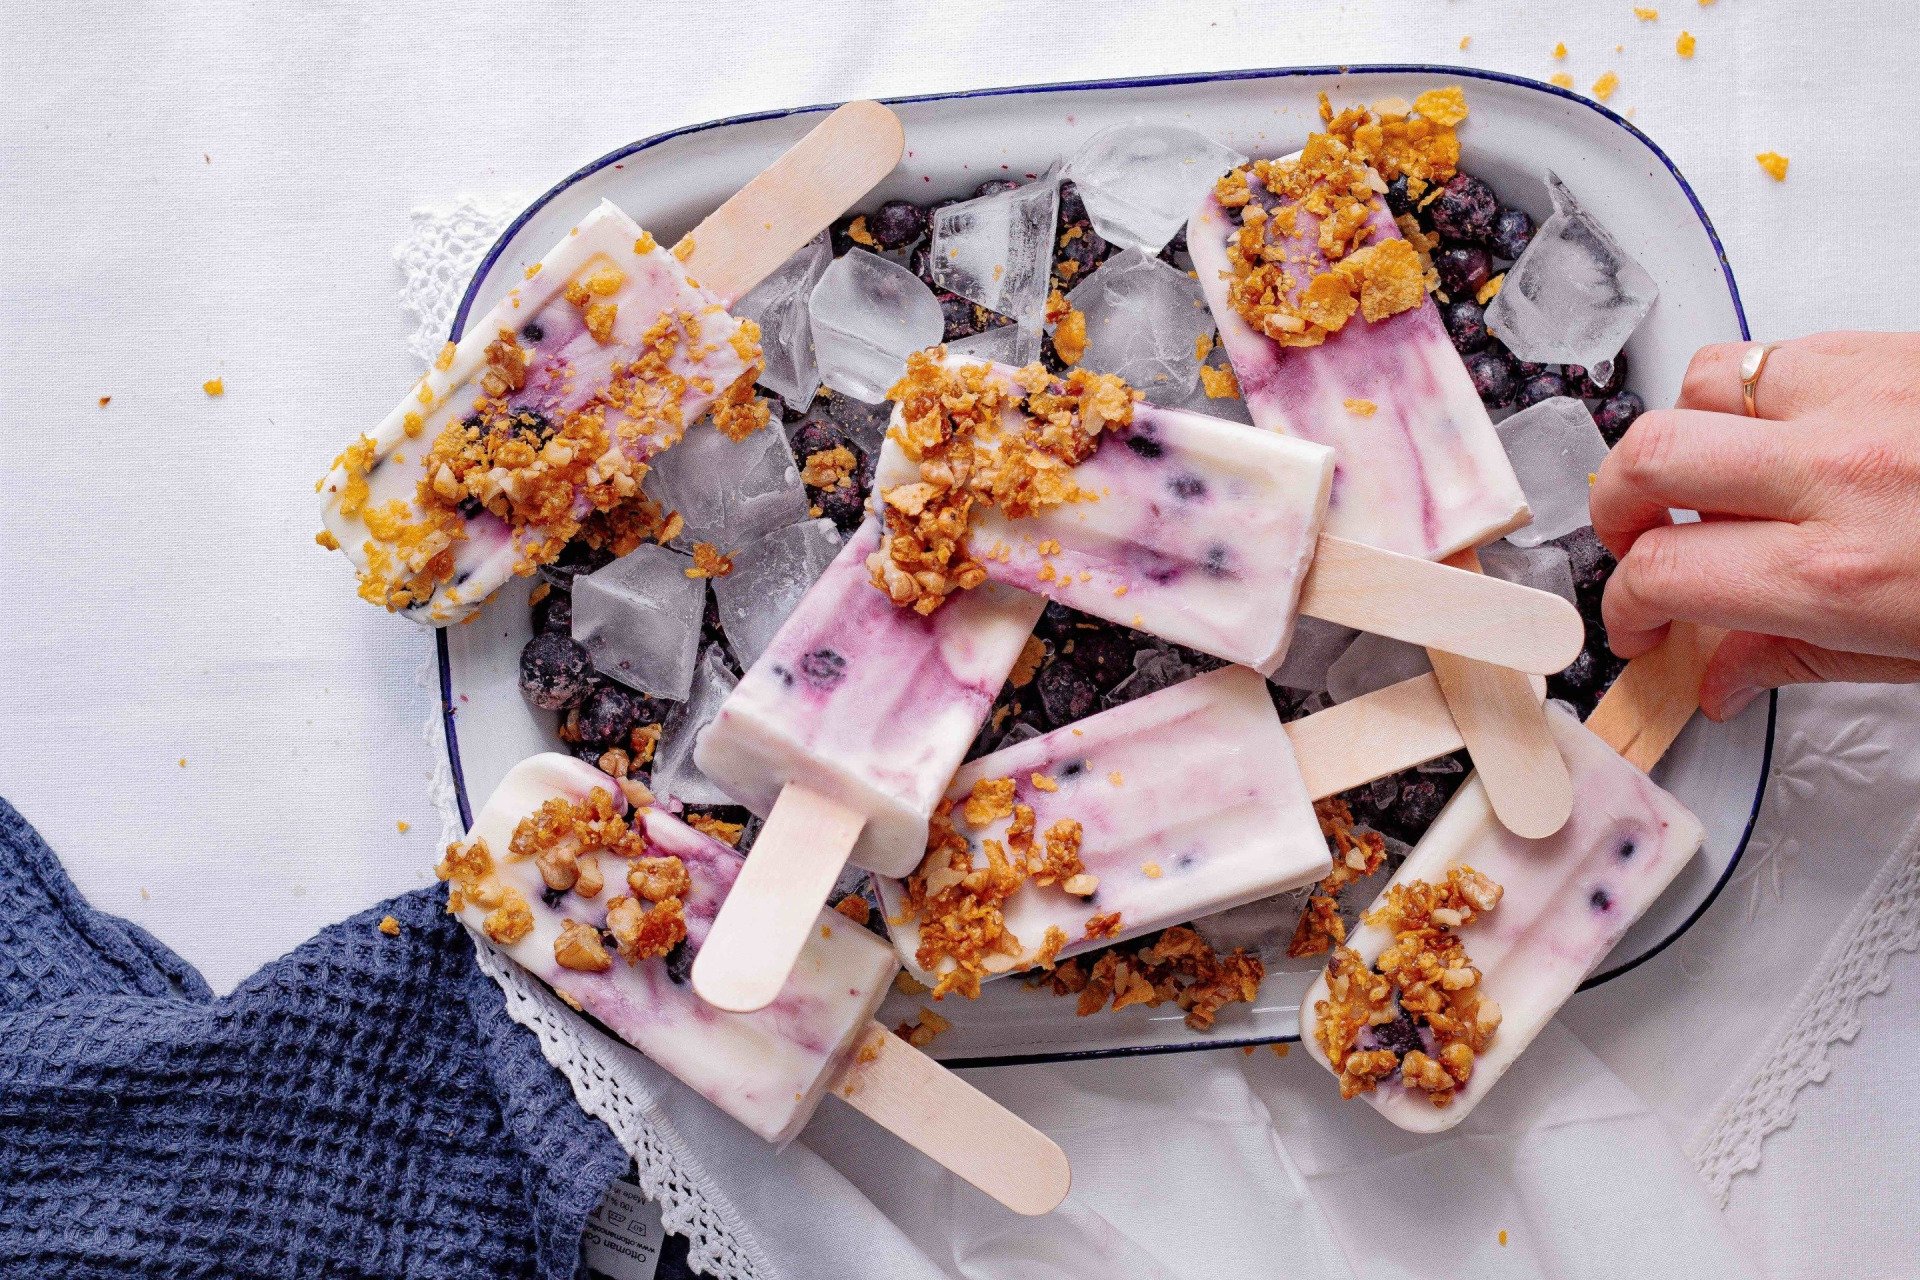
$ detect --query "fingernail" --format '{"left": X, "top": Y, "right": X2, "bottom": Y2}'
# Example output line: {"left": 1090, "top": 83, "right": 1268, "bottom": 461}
{"left": 1713, "top": 686, "right": 1762, "bottom": 721}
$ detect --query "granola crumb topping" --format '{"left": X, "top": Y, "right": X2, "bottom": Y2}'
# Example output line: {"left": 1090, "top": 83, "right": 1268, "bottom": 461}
{"left": 377, "top": 915, "right": 401, "bottom": 937}
{"left": 894, "top": 1005, "right": 951, "bottom": 1049}
{"left": 686, "top": 542, "right": 734, "bottom": 579}
{"left": 869, "top": 350, "right": 1136, "bottom": 615}
{"left": 1198, "top": 362, "right": 1241, "bottom": 399}
{"left": 1755, "top": 151, "right": 1789, "bottom": 181}
{"left": 1030, "top": 925, "right": 1264, "bottom": 1031}
{"left": 1288, "top": 799, "right": 1390, "bottom": 958}
{"left": 1212, "top": 90, "right": 1462, "bottom": 349}
{"left": 1311, "top": 865, "right": 1505, "bottom": 1107}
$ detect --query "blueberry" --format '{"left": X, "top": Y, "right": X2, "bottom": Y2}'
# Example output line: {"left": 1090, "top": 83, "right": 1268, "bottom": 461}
{"left": 1442, "top": 299, "right": 1490, "bottom": 354}
{"left": 1429, "top": 172, "right": 1499, "bottom": 242}
{"left": 867, "top": 200, "right": 929, "bottom": 250}
{"left": 1507, "top": 356, "right": 1556, "bottom": 382}
{"left": 1392, "top": 777, "right": 1451, "bottom": 839}
{"left": 828, "top": 214, "right": 860, "bottom": 257}
{"left": 815, "top": 482, "right": 867, "bottom": 532}
{"left": 1037, "top": 660, "right": 1100, "bottom": 726}
{"left": 1167, "top": 473, "right": 1207, "bottom": 501}
{"left": 541, "top": 886, "right": 567, "bottom": 909}
{"left": 1517, "top": 371, "right": 1572, "bottom": 408}
{"left": 1036, "top": 600, "right": 1079, "bottom": 640}
{"left": 1384, "top": 175, "right": 1417, "bottom": 219}
{"left": 825, "top": 391, "right": 892, "bottom": 442}
{"left": 938, "top": 291, "right": 982, "bottom": 339}
{"left": 1369, "top": 1010, "right": 1427, "bottom": 1058}
{"left": 1548, "top": 648, "right": 1602, "bottom": 704}
{"left": 1593, "top": 391, "right": 1646, "bottom": 446}
{"left": 539, "top": 540, "right": 614, "bottom": 589}
{"left": 1465, "top": 350, "right": 1519, "bottom": 407}
{"left": 533, "top": 590, "right": 573, "bottom": 635}
{"left": 1123, "top": 433, "right": 1165, "bottom": 460}
{"left": 1058, "top": 626, "right": 1138, "bottom": 690}
{"left": 1487, "top": 206, "right": 1536, "bottom": 261}
{"left": 1589, "top": 887, "right": 1615, "bottom": 913}
{"left": 519, "top": 321, "right": 545, "bottom": 344}
{"left": 788, "top": 417, "right": 851, "bottom": 459}
{"left": 576, "top": 685, "right": 661, "bottom": 747}
{"left": 1161, "top": 227, "right": 1189, "bottom": 261}
{"left": 1568, "top": 353, "right": 1629, "bottom": 400}
{"left": 1055, "top": 223, "right": 1110, "bottom": 282}
{"left": 1553, "top": 527, "right": 1617, "bottom": 600}
{"left": 662, "top": 940, "right": 694, "bottom": 985}
{"left": 1435, "top": 244, "right": 1492, "bottom": 297}
{"left": 973, "top": 178, "right": 1020, "bottom": 199}
{"left": 1058, "top": 180, "right": 1090, "bottom": 227}
{"left": 798, "top": 647, "right": 848, "bottom": 691}
{"left": 518, "top": 633, "right": 592, "bottom": 710}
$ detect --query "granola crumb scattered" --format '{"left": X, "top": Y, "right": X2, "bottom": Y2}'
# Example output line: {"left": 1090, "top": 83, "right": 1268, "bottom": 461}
{"left": 1010, "top": 635, "right": 1047, "bottom": 689}
{"left": 687, "top": 813, "right": 744, "bottom": 846}
{"left": 1756, "top": 151, "right": 1789, "bottom": 181}
{"left": 1047, "top": 289, "right": 1089, "bottom": 365}
{"left": 1034, "top": 925, "right": 1265, "bottom": 1031}
{"left": 202, "top": 378, "right": 225, "bottom": 397}
{"left": 1312, "top": 865, "right": 1504, "bottom": 1107}
{"left": 894, "top": 1006, "right": 951, "bottom": 1049}
{"left": 893, "top": 970, "right": 930, "bottom": 996}
{"left": 1458, "top": 35, "right": 1471, "bottom": 50}
{"left": 1142, "top": 862, "right": 1163, "bottom": 879}
{"left": 396, "top": 820, "right": 410, "bottom": 834}
{"left": 1198, "top": 363, "right": 1241, "bottom": 399}
{"left": 834, "top": 894, "right": 872, "bottom": 925}
{"left": 1676, "top": 30, "right": 1696, "bottom": 57}
{"left": 1343, "top": 397, "right": 1378, "bottom": 417}
{"left": 847, "top": 215, "right": 876, "bottom": 247}
{"left": 1476, "top": 273, "right": 1506, "bottom": 305}
{"left": 1550, "top": 72, "right": 1575, "bottom": 89}
{"left": 1499, "top": 1230, "right": 1509, "bottom": 1247}
{"left": 1030, "top": 772, "right": 1059, "bottom": 792}
{"left": 1553, "top": 41, "right": 1568, "bottom": 58}
{"left": 1633, "top": 5, "right": 1658, "bottom": 18}
{"left": 686, "top": 542, "right": 734, "bottom": 579}
{"left": 1592, "top": 71, "right": 1620, "bottom": 102}
{"left": 98, "top": 395, "right": 111, "bottom": 407}
{"left": 178, "top": 758, "right": 187, "bottom": 768}
{"left": 378, "top": 915, "right": 401, "bottom": 937}
{"left": 800, "top": 444, "right": 858, "bottom": 490}
{"left": 1273, "top": 1043, "right": 1290, "bottom": 1058}
{"left": 1288, "top": 799, "right": 1390, "bottom": 957}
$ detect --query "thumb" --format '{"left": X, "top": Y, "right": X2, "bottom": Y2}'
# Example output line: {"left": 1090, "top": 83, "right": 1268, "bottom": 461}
{"left": 1701, "top": 631, "right": 1920, "bottom": 721}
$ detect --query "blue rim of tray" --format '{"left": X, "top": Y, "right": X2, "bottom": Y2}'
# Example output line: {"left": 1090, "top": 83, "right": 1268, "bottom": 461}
{"left": 433, "top": 62, "right": 1771, "bottom": 1067}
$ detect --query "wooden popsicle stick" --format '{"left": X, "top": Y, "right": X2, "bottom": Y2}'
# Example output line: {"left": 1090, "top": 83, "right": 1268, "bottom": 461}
{"left": 676, "top": 100, "right": 906, "bottom": 306}
{"left": 1586, "top": 622, "right": 1726, "bottom": 771}
{"left": 692, "top": 782, "right": 866, "bottom": 1013}
{"left": 831, "top": 1021, "right": 1072, "bottom": 1216}
{"left": 1426, "top": 548, "right": 1574, "bottom": 839}
{"left": 1285, "top": 669, "right": 1548, "bottom": 802}
{"left": 1299, "top": 534, "right": 1585, "bottom": 675}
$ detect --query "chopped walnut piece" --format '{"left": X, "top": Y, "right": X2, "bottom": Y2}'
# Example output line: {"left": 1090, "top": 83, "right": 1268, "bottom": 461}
{"left": 686, "top": 814, "right": 744, "bottom": 847}
{"left": 628, "top": 856, "right": 692, "bottom": 904}
{"left": 604, "top": 893, "right": 688, "bottom": 963}
{"left": 554, "top": 919, "right": 614, "bottom": 972}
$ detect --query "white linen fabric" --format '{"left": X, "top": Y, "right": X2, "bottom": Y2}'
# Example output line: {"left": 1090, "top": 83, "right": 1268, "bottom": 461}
{"left": 6, "top": 2, "right": 1920, "bottom": 1276}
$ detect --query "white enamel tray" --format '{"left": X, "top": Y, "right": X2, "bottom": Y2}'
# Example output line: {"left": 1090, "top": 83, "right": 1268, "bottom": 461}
{"left": 436, "top": 65, "right": 1771, "bottom": 1066}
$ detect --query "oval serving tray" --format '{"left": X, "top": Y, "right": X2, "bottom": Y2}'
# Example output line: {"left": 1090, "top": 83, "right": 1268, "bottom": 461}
{"left": 437, "top": 64, "right": 1773, "bottom": 1067}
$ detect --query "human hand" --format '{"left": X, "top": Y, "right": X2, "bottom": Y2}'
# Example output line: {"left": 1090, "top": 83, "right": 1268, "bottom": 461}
{"left": 1589, "top": 331, "right": 1920, "bottom": 721}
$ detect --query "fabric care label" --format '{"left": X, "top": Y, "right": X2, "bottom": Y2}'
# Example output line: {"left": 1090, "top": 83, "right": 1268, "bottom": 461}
{"left": 581, "top": 1168, "right": 666, "bottom": 1280}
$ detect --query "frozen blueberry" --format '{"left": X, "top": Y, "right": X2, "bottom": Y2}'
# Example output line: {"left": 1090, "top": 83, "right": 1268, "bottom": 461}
{"left": 1391, "top": 777, "right": 1450, "bottom": 839}
{"left": 1553, "top": 527, "right": 1617, "bottom": 602}
{"left": 1465, "top": 349, "right": 1519, "bottom": 407}
{"left": 1429, "top": 172, "right": 1499, "bottom": 243}
{"left": 576, "top": 685, "right": 663, "bottom": 747}
{"left": 1055, "top": 223, "right": 1110, "bottom": 282}
{"left": 541, "top": 886, "right": 568, "bottom": 909}
{"left": 789, "top": 417, "right": 854, "bottom": 461}
{"left": 1057, "top": 625, "right": 1138, "bottom": 691}
{"left": 533, "top": 590, "right": 573, "bottom": 635}
{"left": 1568, "top": 353, "right": 1629, "bottom": 400}
{"left": 1442, "top": 299, "right": 1490, "bottom": 354}
{"left": 1487, "top": 206, "right": 1536, "bottom": 261}
{"left": 519, "top": 320, "right": 545, "bottom": 344}
{"left": 1435, "top": 244, "right": 1492, "bottom": 298}
{"left": 814, "top": 482, "right": 867, "bottom": 532}
{"left": 868, "top": 200, "right": 929, "bottom": 250}
{"left": 797, "top": 647, "right": 848, "bottom": 691}
{"left": 1517, "top": 371, "right": 1572, "bottom": 408}
{"left": 518, "top": 633, "right": 592, "bottom": 710}
{"left": 1506, "top": 356, "right": 1556, "bottom": 382}
{"left": 1384, "top": 174, "right": 1417, "bottom": 219}
{"left": 937, "top": 291, "right": 982, "bottom": 339}
{"left": 1548, "top": 648, "right": 1602, "bottom": 704}
{"left": 539, "top": 540, "right": 614, "bottom": 589}
{"left": 662, "top": 940, "right": 694, "bottom": 986}
{"left": 1593, "top": 391, "right": 1646, "bottom": 446}
{"left": 973, "top": 178, "right": 1020, "bottom": 199}
{"left": 1037, "top": 660, "right": 1100, "bottom": 727}
{"left": 1058, "top": 180, "right": 1090, "bottom": 227}
{"left": 828, "top": 214, "right": 860, "bottom": 257}
{"left": 908, "top": 244, "right": 938, "bottom": 290}
{"left": 1369, "top": 1010, "right": 1427, "bottom": 1059}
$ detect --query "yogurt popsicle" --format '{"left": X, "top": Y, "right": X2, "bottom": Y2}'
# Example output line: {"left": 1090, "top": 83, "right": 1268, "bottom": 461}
{"left": 438, "top": 753, "right": 1070, "bottom": 1212}
{"left": 1299, "top": 703, "right": 1706, "bottom": 1131}
{"left": 688, "top": 519, "right": 1046, "bottom": 1013}
{"left": 321, "top": 200, "right": 764, "bottom": 625}
{"left": 878, "top": 664, "right": 1487, "bottom": 994}
{"left": 873, "top": 354, "right": 1580, "bottom": 676}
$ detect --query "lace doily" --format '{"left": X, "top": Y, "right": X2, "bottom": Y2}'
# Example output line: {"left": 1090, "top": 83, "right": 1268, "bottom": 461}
{"left": 402, "top": 199, "right": 768, "bottom": 1280}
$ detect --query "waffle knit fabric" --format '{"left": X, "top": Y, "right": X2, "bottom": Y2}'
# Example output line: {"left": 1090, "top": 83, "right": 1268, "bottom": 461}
{"left": 0, "top": 795, "right": 630, "bottom": 1279}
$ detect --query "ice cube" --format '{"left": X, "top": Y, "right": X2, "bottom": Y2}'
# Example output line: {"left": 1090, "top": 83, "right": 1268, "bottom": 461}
{"left": 930, "top": 172, "right": 1059, "bottom": 328}
{"left": 712, "top": 518, "right": 843, "bottom": 669}
{"left": 1063, "top": 122, "right": 1247, "bottom": 253}
{"left": 1496, "top": 397, "right": 1611, "bottom": 548}
{"left": 808, "top": 249, "right": 944, "bottom": 404}
{"left": 1063, "top": 248, "right": 1216, "bottom": 403}
{"left": 1104, "top": 645, "right": 1197, "bottom": 707}
{"left": 949, "top": 321, "right": 1041, "bottom": 367}
{"left": 1269, "top": 616, "right": 1360, "bottom": 694}
{"left": 1326, "top": 632, "right": 1433, "bottom": 704}
{"left": 571, "top": 544, "right": 706, "bottom": 700}
{"left": 643, "top": 415, "right": 809, "bottom": 550}
{"left": 1485, "top": 173, "right": 1658, "bottom": 382}
{"left": 996, "top": 721, "right": 1044, "bottom": 750}
{"left": 735, "top": 231, "right": 830, "bottom": 411}
{"left": 655, "top": 645, "right": 739, "bottom": 805}
{"left": 1478, "top": 541, "right": 1577, "bottom": 607}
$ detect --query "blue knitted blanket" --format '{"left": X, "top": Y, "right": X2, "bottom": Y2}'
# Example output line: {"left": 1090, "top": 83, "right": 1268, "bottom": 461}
{"left": 0, "top": 796, "right": 630, "bottom": 1279}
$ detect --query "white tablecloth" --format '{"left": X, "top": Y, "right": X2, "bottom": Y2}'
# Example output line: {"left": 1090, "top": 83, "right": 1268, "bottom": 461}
{"left": 5, "top": 2, "right": 1918, "bottom": 1274}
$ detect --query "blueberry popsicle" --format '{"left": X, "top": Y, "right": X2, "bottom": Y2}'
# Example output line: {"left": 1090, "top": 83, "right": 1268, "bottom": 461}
{"left": 319, "top": 101, "right": 906, "bottom": 626}
{"left": 877, "top": 663, "right": 1488, "bottom": 994}
{"left": 1299, "top": 701, "right": 1707, "bottom": 1132}
{"left": 872, "top": 353, "right": 1580, "bottom": 675}
{"left": 438, "top": 753, "right": 1069, "bottom": 1212}
{"left": 689, "top": 519, "right": 1046, "bottom": 1012}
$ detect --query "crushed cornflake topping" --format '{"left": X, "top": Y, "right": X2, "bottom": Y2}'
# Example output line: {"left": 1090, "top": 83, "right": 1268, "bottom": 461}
{"left": 1553, "top": 41, "right": 1568, "bottom": 58}
{"left": 434, "top": 341, "right": 457, "bottom": 372}
{"left": 870, "top": 350, "right": 1135, "bottom": 615}
{"left": 800, "top": 444, "right": 858, "bottom": 490}
{"left": 315, "top": 530, "right": 341, "bottom": 551}
{"left": 1550, "top": 72, "right": 1575, "bottom": 89}
{"left": 1046, "top": 288, "right": 1089, "bottom": 365}
{"left": 1198, "top": 363, "right": 1242, "bottom": 399}
{"left": 686, "top": 542, "right": 734, "bottom": 578}
{"left": 1009, "top": 635, "right": 1047, "bottom": 689}
{"left": 98, "top": 395, "right": 111, "bottom": 407}
{"left": 1676, "top": 30, "right": 1696, "bottom": 57}
{"left": 1592, "top": 71, "right": 1620, "bottom": 102}
{"left": 1030, "top": 926, "right": 1264, "bottom": 1031}
{"left": 894, "top": 1005, "right": 951, "bottom": 1049}
{"left": 686, "top": 813, "right": 744, "bottom": 846}
{"left": 1288, "top": 799, "right": 1390, "bottom": 958}
{"left": 203, "top": 378, "right": 225, "bottom": 397}
{"left": 378, "top": 915, "right": 401, "bottom": 937}
{"left": 396, "top": 820, "right": 411, "bottom": 834}
{"left": 893, "top": 970, "right": 930, "bottom": 996}
{"left": 1344, "top": 398, "right": 1379, "bottom": 417}
{"left": 1756, "top": 152, "right": 1790, "bottom": 181}
{"left": 901, "top": 786, "right": 1091, "bottom": 999}
{"left": 834, "top": 894, "right": 872, "bottom": 925}
{"left": 1213, "top": 91, "right": 1462, "bottom": 349}
{"left": 847, "top": 215, "right": 877, "bottom": 247}
{"left": 1476, "top": 273, "right": 1506, "bottom": 305}
{"left": 1633, "top": 5, "right": 1658, "bottom": 18}
{"left": 1312, "top": 865, "right": 1505, "bottom": 1108}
